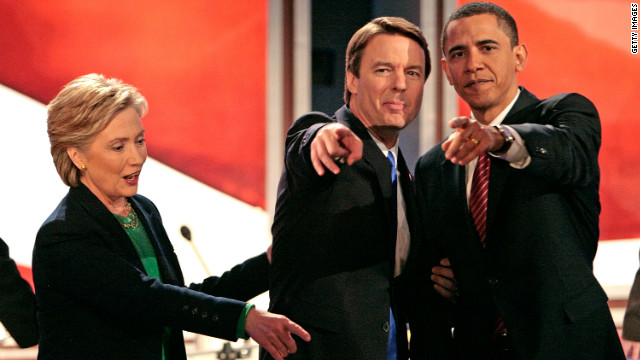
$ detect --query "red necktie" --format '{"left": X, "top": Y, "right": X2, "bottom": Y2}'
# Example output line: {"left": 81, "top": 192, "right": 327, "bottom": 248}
{"left": 470, "top": 153, "right": 507, "bottom": 339}
{"left": 470, "top": 152, "right": 490, "bottom": 246}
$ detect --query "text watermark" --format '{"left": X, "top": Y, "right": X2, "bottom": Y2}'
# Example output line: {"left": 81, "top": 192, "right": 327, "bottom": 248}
{"left": 633, "top": 3, "right": 638, "bottom": 54}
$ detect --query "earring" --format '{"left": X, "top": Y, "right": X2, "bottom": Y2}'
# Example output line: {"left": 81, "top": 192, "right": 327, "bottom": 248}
{"left": 80, "top": 164, "right": 86, "bottom": 170}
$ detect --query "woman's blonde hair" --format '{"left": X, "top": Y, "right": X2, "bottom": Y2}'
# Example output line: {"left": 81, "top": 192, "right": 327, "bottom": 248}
{"left": 47, "top": 73, "right": 148, "bottom": 187}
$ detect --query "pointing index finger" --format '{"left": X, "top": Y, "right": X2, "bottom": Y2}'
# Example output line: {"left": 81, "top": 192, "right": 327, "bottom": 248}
{"left": 449, "top": 116, "right": 471, "bottom": 129}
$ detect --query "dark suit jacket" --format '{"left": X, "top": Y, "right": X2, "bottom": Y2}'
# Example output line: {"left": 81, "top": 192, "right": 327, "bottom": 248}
{"left": 623, "top": 251, "right": 640, "bottom": 341}
{"left": 0, "top": 237, "right": 38, "bottom": 348}
{"left": 33, "top": 184, "right": 269, "bottom": 360}
{"left": 268, "top": 105, "right": 418, "bottom": 359}
{"left": 411, "top": 87, "right": 624, "bottom": 359}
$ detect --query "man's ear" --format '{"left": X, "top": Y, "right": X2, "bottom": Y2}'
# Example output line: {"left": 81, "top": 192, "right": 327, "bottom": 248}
{"left": 514, "top": 43, "right": 528, "bottom": 72}
{"left": 346, "top": 71, "right": 359, "bottom": 95}
{"left": 441, "top": 58, "right": 453, "bottom": 85}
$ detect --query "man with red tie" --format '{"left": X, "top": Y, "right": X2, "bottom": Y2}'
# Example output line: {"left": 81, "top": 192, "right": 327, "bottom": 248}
{"left": 409, "top": 2, "right": 624, "bottom": 359}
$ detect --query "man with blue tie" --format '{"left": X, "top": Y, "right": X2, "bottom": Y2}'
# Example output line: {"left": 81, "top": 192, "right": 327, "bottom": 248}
{"left": 267, "top": 17, "right": 451, "bottom": 360}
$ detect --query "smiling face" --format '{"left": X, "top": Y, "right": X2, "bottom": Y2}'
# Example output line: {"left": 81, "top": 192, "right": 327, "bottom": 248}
{"left": 67, "top": 107, "right": 147, "bottom": 212}
{"left": 441, "top": 14, "right": 527, "bottom": 123}
{"left": 347, "top": 33, "right": 426, "bottom": 148}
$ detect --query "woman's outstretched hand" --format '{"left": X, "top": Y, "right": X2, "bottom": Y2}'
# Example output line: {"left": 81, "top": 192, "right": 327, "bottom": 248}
{"left": 245, "top": 307, "right": 311, "bottom": 359}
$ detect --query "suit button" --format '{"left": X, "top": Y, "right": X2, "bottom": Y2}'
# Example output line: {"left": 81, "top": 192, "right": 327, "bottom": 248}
{"left": 382, "top": 321, "right": 390, "bottom": 333}
{"left": 488, "top": 277, "right": 499, "bottom": 286}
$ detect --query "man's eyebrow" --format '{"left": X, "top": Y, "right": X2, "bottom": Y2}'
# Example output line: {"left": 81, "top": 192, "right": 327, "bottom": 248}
{"left": 477, "top": 39, "right": 500, "bottom": 47}
{"left": 447, "top": 44, "right": 466, "bottom": 56}
{"left": 447, "top": 39, "right": 500, "bottom": 56}
{"left": 372, "top": 61, "right": 393, "bottom": 68}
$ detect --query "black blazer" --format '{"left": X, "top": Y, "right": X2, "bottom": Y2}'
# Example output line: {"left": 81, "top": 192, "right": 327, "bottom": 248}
{"left": 33, "top": 184, "right": 269, "bottom": 360}
{"left": 411, "top": 88, "right": 624, "bottom": 359}
{"left": 268, "top": 105, "right": 417, "bottom": 360}
{"left": 623, "top": 251, "right": 640, "bottom": 341}
{"left": 0, "top": 237, "right": 38, "bottom": 348}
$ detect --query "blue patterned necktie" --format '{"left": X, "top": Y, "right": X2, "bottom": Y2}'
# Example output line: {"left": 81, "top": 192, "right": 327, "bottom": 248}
{"left": 388, "top": 152, "right": 397, "bottom": 200}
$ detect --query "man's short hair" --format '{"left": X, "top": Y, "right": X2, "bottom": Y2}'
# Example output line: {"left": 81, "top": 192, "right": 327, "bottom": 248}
{"left": 344, "top": 16, "right": 430, "bottom": 104}
{"left": 441, "top": 1, "right": 519, "bottom": 55}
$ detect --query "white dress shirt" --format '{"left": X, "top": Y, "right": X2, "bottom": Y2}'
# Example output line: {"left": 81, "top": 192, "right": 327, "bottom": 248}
{"left": 369, "top": 132, "right": 410, "bottom": 277}
{"left": 465, "top": 90, "right": 532, "bottom": 204}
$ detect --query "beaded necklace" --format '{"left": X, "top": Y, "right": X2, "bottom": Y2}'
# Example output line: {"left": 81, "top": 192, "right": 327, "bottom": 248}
{"left": 115, "top": 200, "right": 139, "bottom": 229}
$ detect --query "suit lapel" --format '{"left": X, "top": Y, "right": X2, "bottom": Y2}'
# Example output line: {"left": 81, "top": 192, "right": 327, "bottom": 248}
{"left": 129, "top": 198, "right": 184, "bottom": 286}
{"left": 486, "top": 87, "right": 540, "bottom": 239}
{"left": 441, "top": 157, "right": 470, "bottom": 224}
{"left": 397, "top": 151, "right": 420, "bottom": 251}
{"left": 336, "top": 105, "right": 391, "bottom": 199}
{"left": 71, "top": 185, "right": 144, "bottom": 268}
{"left": 438, "top": 150, "right": 488, "bottom": 252}
{"left": 335, "top": 105, "right": 398, "bottom": 250}
{"left": 72, "top": 185, "right": 183, "bottom": 286}
{"left": 397, "top": 150, "right": 414, "bottom": 207}
{"left": 501, "top": 86, "right": 539, "bottom": 125}
{"left": 335, "top": 106, "right": 394, "bottom": 203}
{"left": 486, "top": 160, "right": 509, "bottom": 235}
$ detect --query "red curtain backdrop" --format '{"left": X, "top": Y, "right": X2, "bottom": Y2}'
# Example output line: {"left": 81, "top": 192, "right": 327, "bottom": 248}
{"left": 457, "top": 0, "right": 640, "bottom": 240}
{"left": 0, "top": 0, "right": 267, "bottom": 208}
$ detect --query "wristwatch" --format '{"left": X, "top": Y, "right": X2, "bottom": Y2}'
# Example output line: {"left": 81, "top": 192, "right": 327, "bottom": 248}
{"left": 492, "top": 124, "right": 515, "bottom": 154}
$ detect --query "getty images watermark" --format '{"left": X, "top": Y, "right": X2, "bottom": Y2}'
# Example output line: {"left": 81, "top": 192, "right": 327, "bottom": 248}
{"left": 633, "top": 3, "right": 638, "bottom": 54}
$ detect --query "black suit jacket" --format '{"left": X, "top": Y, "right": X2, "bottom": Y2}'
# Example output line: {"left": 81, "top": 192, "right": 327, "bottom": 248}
{"left": 268, "top": 105, "right": 418, "bottom": 359}
{"left": 33, "top": 184, "right": 269, "bottom": 360}
{"left": 623, "top": 250, "right": 640, "bottom": 341}
{"left": 412, "top": 88, "right": 624, "bottom": 359}
{"left": 0, "top": 237, "right": 38, "bottom": 348}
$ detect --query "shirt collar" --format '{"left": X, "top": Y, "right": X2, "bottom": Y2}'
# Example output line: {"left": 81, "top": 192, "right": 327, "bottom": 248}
{"left": 471, "top": 88, "right": 521, "bottom": 125}
{"left": 368, "top": 130, "right": 399, "bottom": 162}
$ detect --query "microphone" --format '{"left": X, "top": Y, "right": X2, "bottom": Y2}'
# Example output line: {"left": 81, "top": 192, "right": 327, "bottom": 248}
{"left": 180, "top": 225, "right": 192, "bottom": 241}
{"left": 180, "top": 225, "right": 211, "bottom": 276}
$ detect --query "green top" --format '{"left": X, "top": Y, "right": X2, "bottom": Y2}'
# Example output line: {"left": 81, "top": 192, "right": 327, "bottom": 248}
{"left": 114, "top": 202, "right": 252, "bottom": 357}
{"left": 114, "top": 206, "right": 169, "bottom": 360}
